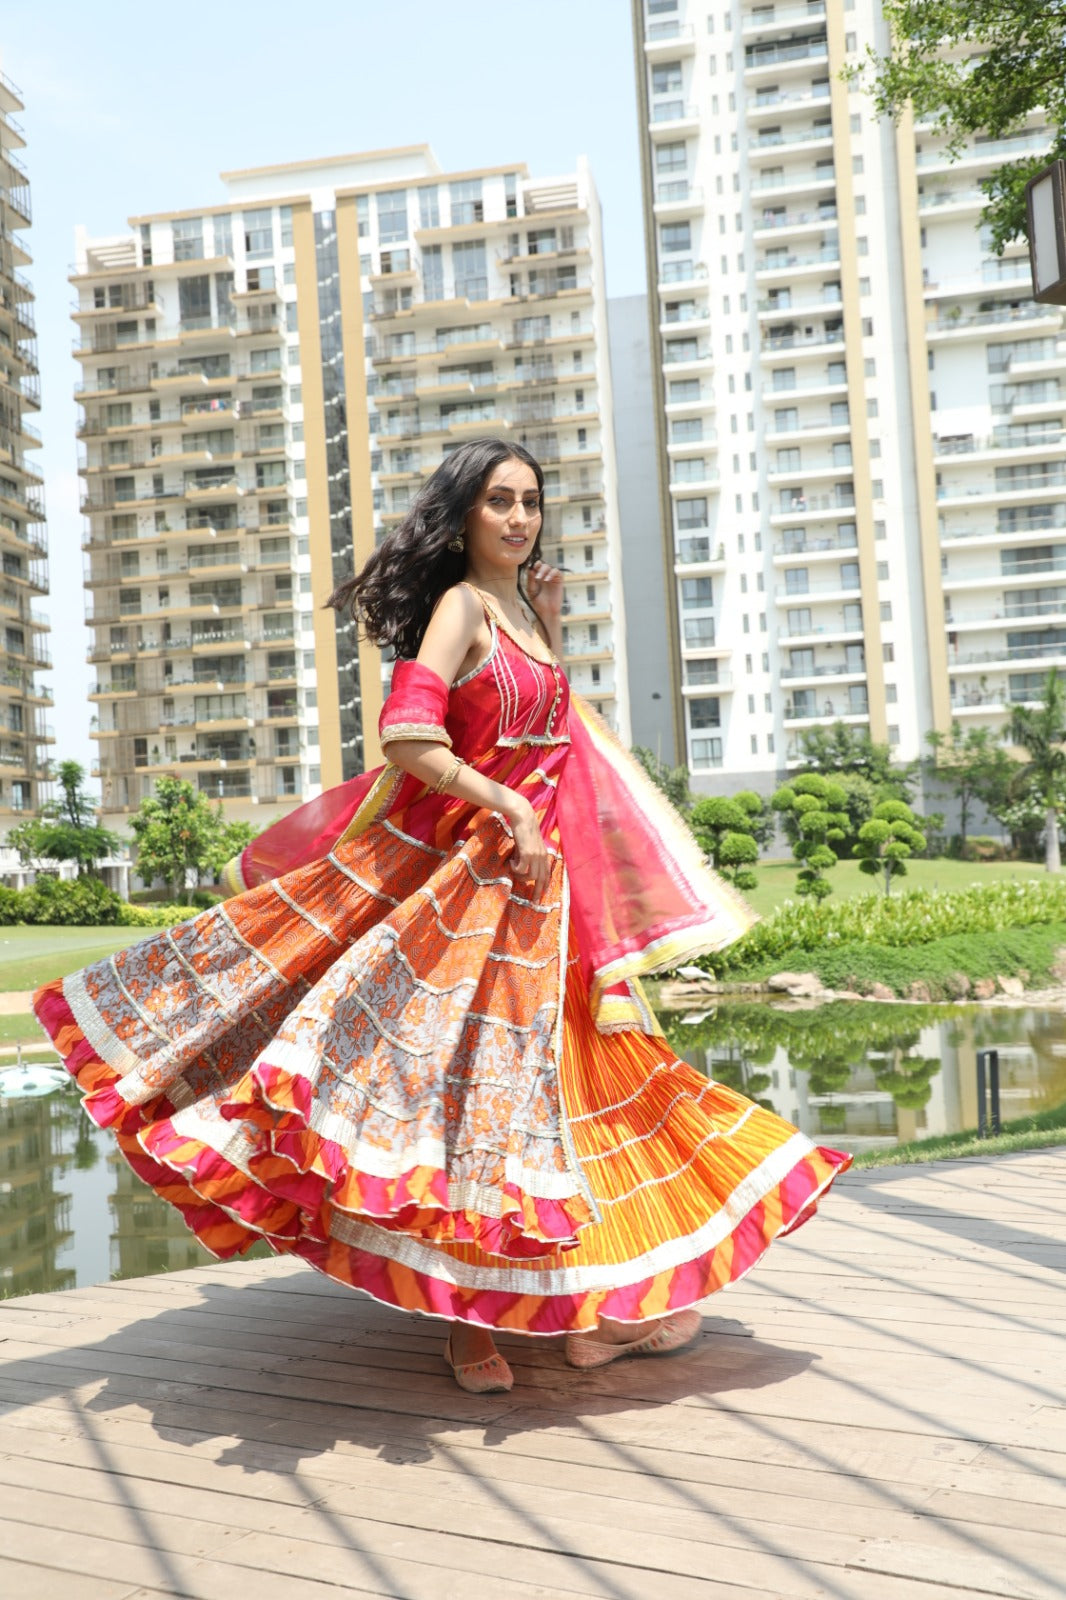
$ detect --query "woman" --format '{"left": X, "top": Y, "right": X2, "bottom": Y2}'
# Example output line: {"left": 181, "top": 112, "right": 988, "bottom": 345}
{"left": 34, "top": 439, "right": 849, "bottom": 1394}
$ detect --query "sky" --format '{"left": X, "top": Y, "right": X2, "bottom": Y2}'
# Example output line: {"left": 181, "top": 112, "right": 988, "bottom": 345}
{"left": 1, "top": 0, "right": 647, "bottom": 782}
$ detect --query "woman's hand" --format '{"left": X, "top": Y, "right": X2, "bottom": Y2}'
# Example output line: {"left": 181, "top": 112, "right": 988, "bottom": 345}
{"left": 504, "top": 795, "right": 551, "bottom": 896}
{"left": 526, "top": 561, "right": 564, "bottom": 624}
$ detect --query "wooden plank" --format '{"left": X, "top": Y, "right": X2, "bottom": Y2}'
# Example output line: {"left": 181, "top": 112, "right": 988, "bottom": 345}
{"left": 0, "top": 1147, "right": 1061, "bottom": 1599}
{"left": 0, "top": 1562, "right": 147, "bottom": 1600}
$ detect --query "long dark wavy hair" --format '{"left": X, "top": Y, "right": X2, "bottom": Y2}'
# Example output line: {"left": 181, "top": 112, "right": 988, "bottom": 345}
{"left": 328, "top": 437, "right": 544, "bottom": 660}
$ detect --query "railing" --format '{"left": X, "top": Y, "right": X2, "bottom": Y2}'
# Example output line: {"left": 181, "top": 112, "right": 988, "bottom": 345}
{"left": 775, "top": 529, "right": 858, "bottom": 554}
{"left": 751, "top": 168, "right": 836, "bottom": 193}
{"left": 745, "top": 40, "right": 828, "bottom": 70}
{"left": 754, "top": 205, "right": 837, "bottom": 231}
{"left": 785, "top": 696, "right": 868, "bottom": 719}
{"left": 936, "top": 429, "right": 1063, "bottom": 455}
{"left": 777, "top": 490, "right": 856, "bottom": 513}
{"left": 750, "top": 125, "right": 832, "bottom": 152}
{"left": 938, "top": 471, "right": 1066, "bottom": 499}
{"left": 931, "top": 304, "right": 1055, "bottom": 333}
{"left": 763, "top": 327, "right": 845, "bottom": 351}
{"left": 950, "top": 641, "right": 1066, "bottom": 666}
{"left": 650, "top": 101, "right": 697, "bottom": 124}
{"left": 780, "top": 661, "right": 865, "bottom": 680}
{"left": 917, "top": 132, "right": 1051, "bottom": 168}
{"left": 750, "top": 84, "right": 830, "bottom": 110}
{"left": 756, "top": 247, "right": 841, "bottom": 273}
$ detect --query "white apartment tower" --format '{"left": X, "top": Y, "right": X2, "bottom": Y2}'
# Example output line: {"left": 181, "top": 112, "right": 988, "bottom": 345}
{"left": 0, "top": 65, "right": 51, "bottom": 816}
{"left": 75, "top": 148, "right": 626, "bottom": 834}
{"left": 632, "top": 0, "right": 1065, "bottom": 790}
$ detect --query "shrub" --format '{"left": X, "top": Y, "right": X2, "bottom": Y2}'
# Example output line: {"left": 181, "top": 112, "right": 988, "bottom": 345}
{"left": 960, "top": 835, "right": 1008, "bottom": 862}
{"left": 18, "top": 875, "right": 123, "bottom": 926}
{"left": 697, "top": 876, "right": 1066, "bottom": 977}
{"left": 0, "top": 885, "right": 23, "bottom": 925}
{"left": 116, "top": 902, "right": 201, "bottom": 928}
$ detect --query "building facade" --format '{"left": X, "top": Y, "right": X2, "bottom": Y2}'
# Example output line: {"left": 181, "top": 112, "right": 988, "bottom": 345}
{"left": 0, "top": 67, "right": 51, "bottom": 818}
{"left": 631, "top": 0, "right": 1065, "bottom": 791}
{"left": 75, "top": 148, "right": 626, "bottom": 835}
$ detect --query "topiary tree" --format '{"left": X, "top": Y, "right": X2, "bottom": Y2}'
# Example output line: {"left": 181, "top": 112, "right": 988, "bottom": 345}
{"left": 772, "top": 773, "right": 849, "bottom": 899}
{"left": 855, "top": 799, "right": 927, "bottom": 897}
{"left": 690, "top": 791, "right": 764, "bottom": 892}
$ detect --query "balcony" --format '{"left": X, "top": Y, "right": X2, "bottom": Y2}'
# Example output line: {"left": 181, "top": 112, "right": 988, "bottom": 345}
{"left": 780, "top": 659, "right": 866, "bottom": 682}
{"left": 937, "top": 470, "right": 1066, "bottom": 506}
{"left": 785, "top": 695, "right": 868, "bottom": 722}
{"left": 774, "top": 527, "right": 858, "bottom": 558}
{"left": 928, "top": 303, "right": 1059, "bottom": 341}
{"left": 762, "top": 326, "right": 845, "bottom": 356}
{"left": 744, "top": 39, "right": 829, "bottom": 75}
{"left": 649, "top": 102, "right": 700, "bottom": 131}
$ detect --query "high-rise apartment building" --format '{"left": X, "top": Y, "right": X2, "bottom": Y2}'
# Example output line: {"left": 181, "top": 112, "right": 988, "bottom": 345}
{"left": 631, "top": 0, "right": 1064, "bottom": 792}
{"left": 0, "top": 67, "right": 51, "bottom": 817}
{"left": 76, "top": 148, "right": 625, "bottom": 833}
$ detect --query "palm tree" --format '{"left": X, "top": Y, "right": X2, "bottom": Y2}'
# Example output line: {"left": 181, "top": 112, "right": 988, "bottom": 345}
{"left": 1009, "top": 668, "right": 1066, "bottom": 872}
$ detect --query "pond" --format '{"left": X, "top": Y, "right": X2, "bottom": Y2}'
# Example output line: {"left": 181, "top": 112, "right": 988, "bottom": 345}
{"left": 2, "top": 1001, "right": 1064, "bottom": 1300}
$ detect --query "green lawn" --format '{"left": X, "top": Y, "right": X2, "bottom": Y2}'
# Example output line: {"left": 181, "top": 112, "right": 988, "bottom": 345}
{"left": 0, "top": 1012, "right": 49, "bottom": 1045}
{"left": 0, "top": 926, "right": 149, "bottom": 993}
{"left": 742, "top": 856, "right": 1048, "bottom": 920}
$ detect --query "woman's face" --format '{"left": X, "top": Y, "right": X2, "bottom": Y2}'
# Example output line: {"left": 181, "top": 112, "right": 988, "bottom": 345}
{"left": 463, "top": 459, "right": 542, "bottom": 577}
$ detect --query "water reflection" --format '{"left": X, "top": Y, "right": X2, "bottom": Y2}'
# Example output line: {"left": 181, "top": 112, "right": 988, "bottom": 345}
{"left": 2, "top": 1002, "right": 1064, "bottom": 1298}
{"left": 658, "top": 1002, "right": 1066, "bottom": 1155}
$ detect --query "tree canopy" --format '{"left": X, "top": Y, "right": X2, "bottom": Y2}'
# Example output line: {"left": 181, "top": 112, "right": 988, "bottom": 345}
{"left": 690, "top": 792, "right": 764, "bottom": 892}
{"left": 1008, "top": 668, "right": 1066, "bottom": 871}
{"left": 855, "top": 799, "right": 928, "bottom": 897}
{"left": 849, "top": 1, "right": 1066, "bottom": 252}
{"left": 6, "top": 760, "right": 121, "bottom": 877}
{"left": 772, "top": 773, "right": 850, "bottom": 899}
{"left": 129, "top": 777, "right": 256, "bottom": 900}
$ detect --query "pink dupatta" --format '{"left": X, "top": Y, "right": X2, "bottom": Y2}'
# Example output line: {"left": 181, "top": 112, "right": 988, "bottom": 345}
{"left": 222, "top": 663, "right": 755, "bottom": 1023}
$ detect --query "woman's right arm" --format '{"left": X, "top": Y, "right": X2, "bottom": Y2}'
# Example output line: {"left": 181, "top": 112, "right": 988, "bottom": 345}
{"left": 383, "top": 587, "right": 551, "bottom": 894}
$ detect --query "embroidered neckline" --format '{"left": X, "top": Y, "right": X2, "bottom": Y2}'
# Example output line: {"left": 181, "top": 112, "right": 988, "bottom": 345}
{"left": 461, "top": 582, "right": 558, "bottom": 669}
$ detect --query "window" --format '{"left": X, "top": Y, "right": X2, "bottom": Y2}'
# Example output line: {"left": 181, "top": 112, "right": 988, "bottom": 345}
{"left": 692, "top": 738, "right": 723, "bottom": 769}
{"left": 173, "top": 217, "right": 204, "bottom": 261}
{"left": 422, "top": 245, "right": 444, "bottom": 301}
{"left": 652, "top": 62, "right": 683, "bottom": 93}
{"left": 213, "top": 214, "right": 233, "bottom": 258}
{"left": 682, "top": 577, "right": 713, "bottom": 609}
{"left": 377, "top": 189, "right": 408, "bottom": 243}
{"left": 452, "top": 240, "right": 487, "bottom": 300}
{"left": 415, "top": 188, "right": 440, "bottom": 232}
{"left": 450, "top": 178, "right": 484, "bottom": 226}
{"left": 688, "top": 697, "right": 721, "bottom": 730}
{"left": 279, "top": 207, "right": 293, "bottom": 248}
{"left": 677, "top": 497, "right": 708, "bottom": 530}
{"left": 669, "top": 378, "right": 701, "bottom": 401}
{"left": 660, "top": 222, "right": 692, "bottom": 254}
{"left": 656, "top": 140, "right": 688, "bottom": 172}
{"left": 244, "top": 208, "right": 273, "bottom": 259}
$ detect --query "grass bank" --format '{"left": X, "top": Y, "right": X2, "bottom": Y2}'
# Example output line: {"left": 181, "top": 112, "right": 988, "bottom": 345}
{"left": 743, "top": 857, "right": 1046, "bottom": 919}
{"left": 854, "top": 1101, "right": 1066, "bottom": 1169}
{"left": 759, "top": 921, "right": 1066, "bottom": 999}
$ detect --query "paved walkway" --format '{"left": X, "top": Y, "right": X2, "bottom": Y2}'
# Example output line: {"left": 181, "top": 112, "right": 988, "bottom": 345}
{"left": 0, "top": 1149, "right": 1064, "bottom": 1599}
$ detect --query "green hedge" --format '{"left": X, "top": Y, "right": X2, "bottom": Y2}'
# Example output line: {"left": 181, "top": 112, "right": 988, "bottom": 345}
{"left": 773, "top": 923, "right": 1066, "bottom": 999}
{"left": 0, "top": 877, "right": 199, "bottom": 927}
{"left": 701, "top": 878, "right": 1066, "bottom": 976}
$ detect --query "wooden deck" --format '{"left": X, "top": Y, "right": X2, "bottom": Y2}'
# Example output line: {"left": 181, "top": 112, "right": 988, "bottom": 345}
{"left": 0, "top": 1148, "right": 1064, "bottom": 1600}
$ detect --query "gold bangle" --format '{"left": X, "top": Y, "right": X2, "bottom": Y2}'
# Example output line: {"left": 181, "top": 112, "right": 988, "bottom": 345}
{"left": 433, "top": 755, "right": 464, "bottom": 794}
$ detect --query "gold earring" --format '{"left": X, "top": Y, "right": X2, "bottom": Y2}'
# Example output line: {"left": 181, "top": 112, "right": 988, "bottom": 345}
{"left": 448, "top": 533, "right": 465, "bottom": 553}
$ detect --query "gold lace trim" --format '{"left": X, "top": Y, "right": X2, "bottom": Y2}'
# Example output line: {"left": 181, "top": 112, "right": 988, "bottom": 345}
{"left": 380, "top": 722, "right": 452, "bottom": 749}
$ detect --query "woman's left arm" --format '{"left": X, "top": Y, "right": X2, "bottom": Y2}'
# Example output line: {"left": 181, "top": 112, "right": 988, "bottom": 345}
{"left": 526, "top": 561, "right": 566, "bottom": 661}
